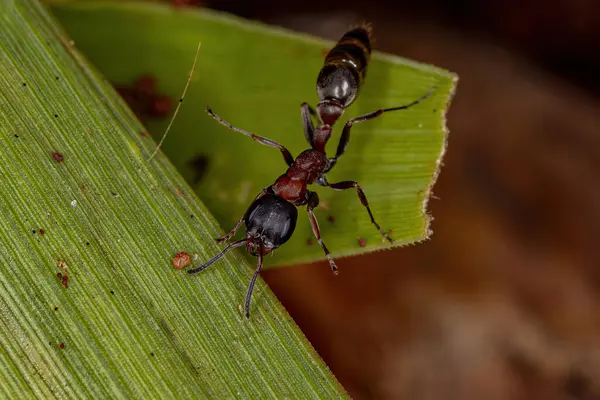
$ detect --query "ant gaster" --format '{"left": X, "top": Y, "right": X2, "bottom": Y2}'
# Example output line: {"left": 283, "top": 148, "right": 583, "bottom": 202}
{"left": 187, "top": 25, "right": 435, "bottom": 318}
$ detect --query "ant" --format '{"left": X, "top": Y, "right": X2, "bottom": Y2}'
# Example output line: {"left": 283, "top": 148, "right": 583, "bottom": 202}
{"left": 175, "top": 26, "right": 435, "bottom": 318}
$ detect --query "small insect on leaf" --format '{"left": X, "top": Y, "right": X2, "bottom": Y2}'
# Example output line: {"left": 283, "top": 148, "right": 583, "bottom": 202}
{"left": 173, "top": 252, "right": 191, "bottom": 269}
{"left": 187, "top": 25, "right": 436, "bottom": 319}
{"left": 56, "top": 272, "right": 69, "bottom": 289}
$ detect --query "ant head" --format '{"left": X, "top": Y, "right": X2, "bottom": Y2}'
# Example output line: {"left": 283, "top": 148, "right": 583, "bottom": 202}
{"left": 316, "top": 100, "right": 344, "bottom": 126}
{"left": 243, "top": 194, "right": 298, "bottom": 255}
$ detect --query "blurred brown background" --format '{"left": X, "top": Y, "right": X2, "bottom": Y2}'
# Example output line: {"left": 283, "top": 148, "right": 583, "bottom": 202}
{"left": 181, "top": 0, "right": 600, "bottom": 398}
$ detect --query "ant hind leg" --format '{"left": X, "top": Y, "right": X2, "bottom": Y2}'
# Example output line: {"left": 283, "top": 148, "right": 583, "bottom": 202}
{"left": 301, "top": 102, "right": 317, "bottom": 148}
{"left": 327, "top": 180, "right": 393, "bottom": 243}
{"left": 325, "top": 87, "right": 436, "bottom": 172}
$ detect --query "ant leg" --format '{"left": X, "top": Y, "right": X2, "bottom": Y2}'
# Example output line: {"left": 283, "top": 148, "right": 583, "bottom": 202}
{"left": 206, "top": 107, "right": 294, "bottom": 166}
{"left": 301, "top": 102, "right": 317, "bottom": 148}
{"left": 306, "top": 191, "right": 338, "bottom": 274}
{"left": 216, "top": 218, "right": 244, "bottom": 244}
{"left": 216, "top": 188, "right": 269, "bottom": 243}
{"left": 327, "top": 181, "right": 393, "bottom": 243}
{"left": 326, "top": 87, "right": 436, "bottom": 172}
{"left": 244, "top": 242, "right": 264, "bottom": 319}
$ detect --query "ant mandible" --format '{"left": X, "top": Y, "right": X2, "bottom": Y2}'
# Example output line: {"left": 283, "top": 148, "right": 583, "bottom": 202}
{"left": 188, "top": 25, "right": 435, "bottom": 318}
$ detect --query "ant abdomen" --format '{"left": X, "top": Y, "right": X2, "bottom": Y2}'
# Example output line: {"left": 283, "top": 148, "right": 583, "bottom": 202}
{"left": 317, "top": 65, "right": 360, "bottom": 108}
{"left": 316, "top": 26, "right": 372, "bottom": 125}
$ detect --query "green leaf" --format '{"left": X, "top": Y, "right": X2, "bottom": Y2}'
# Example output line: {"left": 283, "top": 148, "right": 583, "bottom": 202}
{"left": 51, "top": 1, "right": 456, "bottom": 267}
{"left": 0, "top": 1, "right": 345, "bottom": 397}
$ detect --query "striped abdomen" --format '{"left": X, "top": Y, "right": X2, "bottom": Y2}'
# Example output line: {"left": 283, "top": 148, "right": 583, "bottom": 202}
{"left": 316, "top": 26, "right": 372, "bottom": 109}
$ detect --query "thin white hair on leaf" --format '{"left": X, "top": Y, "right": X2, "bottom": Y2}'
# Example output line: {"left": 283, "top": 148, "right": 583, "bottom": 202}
{"left": 147, "top": 40, "right": 201, "bottom": 161}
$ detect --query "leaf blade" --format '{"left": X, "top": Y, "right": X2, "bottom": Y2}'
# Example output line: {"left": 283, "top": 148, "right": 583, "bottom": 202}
{"left": 50, "top": 1, "right": 457, "bottom": 266}
{"left": 0, "top": 1, "right": 345, "bottom": 398}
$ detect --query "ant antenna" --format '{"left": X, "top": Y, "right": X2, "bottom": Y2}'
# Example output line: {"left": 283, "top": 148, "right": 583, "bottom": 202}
{"left": 244, "top": 241, "right": 263, "bottom": 319}
{"left": 187, "top": 238, "right": 249, "bottom": 275}
{"left": 147, "top": 40, "right": 202, "bottom": 161}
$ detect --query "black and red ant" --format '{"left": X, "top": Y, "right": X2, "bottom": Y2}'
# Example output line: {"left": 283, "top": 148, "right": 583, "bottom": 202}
{"left": 181, "top": 26, "right": 434, "bottom": 318}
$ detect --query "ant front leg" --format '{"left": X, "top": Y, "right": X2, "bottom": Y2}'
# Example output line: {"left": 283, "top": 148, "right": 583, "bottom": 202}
{"left": 306, "top": 191, "right": 338, "bottom": 274}
{"left": 206, "top": 107, "right": 295, "bottom": 166}
{"left": 325, "top": 87, "right": 436, "bottom": 172}
{"left": 300, "top": 102, "right": 317, "bottom": 148}
{"left": 327, "top": 181, "right": 393, "bottom": 243}
{"left": 216, "top": 216, "right": 244, "bottom": 244}
{"left": 216, "top": 188, "right": 270, "bottom": 243}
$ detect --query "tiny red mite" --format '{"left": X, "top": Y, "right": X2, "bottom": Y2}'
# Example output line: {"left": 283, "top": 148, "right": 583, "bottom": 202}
{"left": 185, "top": 26, "right": 437, "bottom": 319}
{"left": 52, "top": 152, "right": 63, "bottom": 163}
{"left": 173, "top": 252, "right": 191, "bottom": 269}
